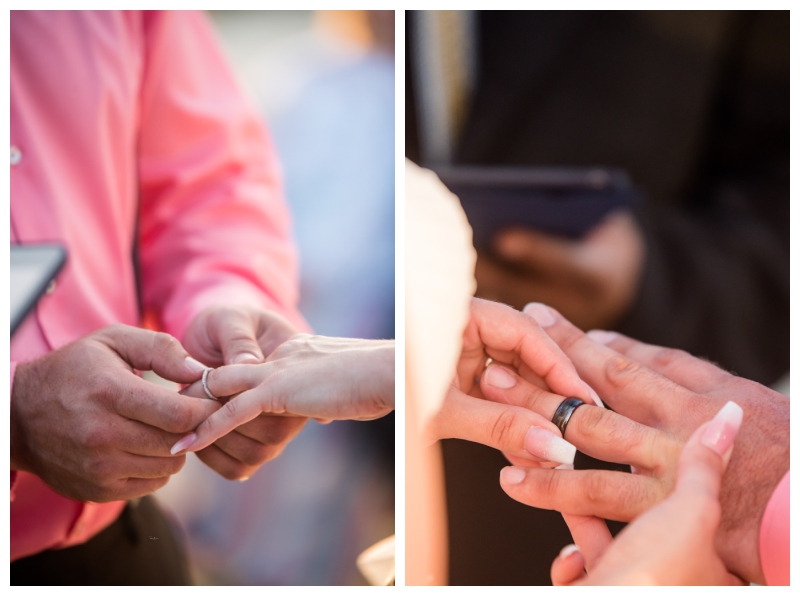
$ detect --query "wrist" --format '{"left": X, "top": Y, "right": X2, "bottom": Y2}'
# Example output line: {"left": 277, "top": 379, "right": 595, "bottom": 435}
{"left": 10, "top": 361, "right": 35, "bottom": 473}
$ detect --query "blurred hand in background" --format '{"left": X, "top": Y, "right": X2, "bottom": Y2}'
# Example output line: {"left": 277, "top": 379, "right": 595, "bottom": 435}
{"left": 475, "top": 212, "right": 645, "bottom": 331}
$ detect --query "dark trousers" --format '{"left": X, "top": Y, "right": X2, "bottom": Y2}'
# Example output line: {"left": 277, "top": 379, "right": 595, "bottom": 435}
{"left": 11, "top": 496, "right": 191, "bottom": 586}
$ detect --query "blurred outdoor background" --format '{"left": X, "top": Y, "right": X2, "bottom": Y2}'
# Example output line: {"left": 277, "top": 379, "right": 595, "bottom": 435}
{"left": 153, "top": 10, "right": 395, "bottom": 586}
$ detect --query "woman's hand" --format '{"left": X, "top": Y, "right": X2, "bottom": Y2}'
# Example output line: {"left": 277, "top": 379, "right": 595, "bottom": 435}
{"left": 549, "top": 402, "right": 744, "bottom": 585}
{"left": 423, "top": 298, "right": 602, "bottom": 466}
{"left": 172, "top": 334, "right": 394, "bottom": 454}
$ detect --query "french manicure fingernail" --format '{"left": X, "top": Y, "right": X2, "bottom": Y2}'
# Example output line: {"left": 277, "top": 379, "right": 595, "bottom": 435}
{"left": 485, "top": 364, "right": 517, "bottom": 389}
{"left": 701, "top": 401, "right": 743, "bottom": 456}
{"left": 559, "top": 544, "right": 580, "bottom": 559}
{"left": 185, "top": 357, "right": 206, "bottom": 374}
{"left": 523, "top": 302, "right": 556, "bottom": 327}
{"left": 170, "top": 433, "right": 197, "bottom": 455}
{"left": 500, "top": 466, "right": 526, "bottom": 485}
{"left": 586, "top": 330, "right": 619, "bottom": 345}
{"left": 583, "top": 381, "right": 605, "bottom": 408}
{"left": 525, "top": 426, "right": 576, "bottom": 465}
{"left": 232, "top": 353, "right": 260, "bottom": 364}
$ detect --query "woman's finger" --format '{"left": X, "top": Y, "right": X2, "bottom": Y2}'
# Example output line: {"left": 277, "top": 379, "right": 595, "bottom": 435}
{"left": 481, "top": 364, "right": 677, "bottom": 470}
{"left": 586, "top": 330, "right": 732, "bottom": 395}
{"left": 550, "top": 544, "right": 587, "bottom": 586}
{"left": 171, "top": 386, "right": 270, "bottom": 454}
{"left": 561, "top": 514, "right": 613, "bottom": 571}
{"left": 499, "top": 466, "right": 661, "bottom": 521}
{"left": 430, "top": 386, "right": 572, "bottom": 464}
{"left": 463, "top": 299, "right": 596, "bottom": 406}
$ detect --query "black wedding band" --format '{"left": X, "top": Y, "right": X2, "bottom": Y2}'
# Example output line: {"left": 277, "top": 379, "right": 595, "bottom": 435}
{"left": 552, "top": 397, "right": 586, "bottom": 437}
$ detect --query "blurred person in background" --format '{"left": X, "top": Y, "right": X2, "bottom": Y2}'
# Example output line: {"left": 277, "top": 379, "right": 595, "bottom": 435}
{"left": 152, "top": 11, "right": 396, "bottom": 585}
{"left": 407, "top": 10, "right": 788, "bottom": 585}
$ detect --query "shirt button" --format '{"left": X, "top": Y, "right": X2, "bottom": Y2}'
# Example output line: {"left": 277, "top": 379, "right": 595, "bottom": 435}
{"left": 11, "top": 145, "right": 22, "bottom": 165}
{"left": 46, "top": 280, "right": 57, "bottom": 295}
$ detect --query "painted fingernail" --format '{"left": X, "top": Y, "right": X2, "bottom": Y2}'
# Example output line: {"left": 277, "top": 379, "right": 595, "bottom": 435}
{"left": 238, "top": 477, "right": 250, "bottom": 482}
{"left": 525, "top": 427, "right": 576, "bottom": 465}
{"left": 232, "top": 353, "right": 260, "bottom": 364}
{"left": 170, "top": 433, "right": 197, "bottom": 455}
{"left": 559, "top": 544, "right": 580, "bottom": 559}
{"left": 500, "top": 466, "right": 526, "bottom": 485}
{"left": 583, "top": 381, "right": 605, "bottom": 408}
{"left": 701, "top": 401, "right": 743, "bottom": 456}
{"left": 630, "top": 465, "right": 640, "bottom": 475}
{"left": 485, "top": 364, "right": 517, "bottom": 389}
{"left": 587, "top": 330, "right": 618, "bottom": 345}
{"left": 523, "top": 302, "right": 556, "bottom": 327}
{"left": 185, "top": 357, "right": 206, "bottom": 374}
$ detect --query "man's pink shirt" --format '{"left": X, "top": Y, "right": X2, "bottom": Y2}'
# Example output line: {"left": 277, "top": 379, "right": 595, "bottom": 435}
{"left": 10, "top": 11, "right": 305, "bottom": 561}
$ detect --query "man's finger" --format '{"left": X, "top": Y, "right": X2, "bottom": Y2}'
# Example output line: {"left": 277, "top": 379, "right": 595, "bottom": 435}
{"left": 113, "top": 452, "right": 186, "bottom": 479}
{"left": 432, "top": 387, "right": 571, "bottom": 464}
{"left": 495, "top": 228, "right": 580, "bottom": 277}
{"left": 561, "top": 514, "right": 613, "bottom": 571}
{"left": 99, "top": 325, "right": 206, "bottom": 384}
{"left": 481, "top": 364, "right": 674, "bottom": 470}
{"left": 550, "top": 544, "right": 587, "bottom": 586}
{"left": 499, "top": 466, "right": 660, "bottom": 521}
{"left": 214, "top": 310, "right": 266, "bottom": 365}
{"left": 112, "top": 376, "right": 220, "bottom": 434}
{"left": 233, "top": 414, "right": 307, "bottom": 446}
{"left": 194, "top": 444, "right": 256, "bottom": 481}
{"left": 528, "top": 304, "right": 692, "bottom": 427}
{"left": 586, "top": 330, "right": 732, "bottom": 395}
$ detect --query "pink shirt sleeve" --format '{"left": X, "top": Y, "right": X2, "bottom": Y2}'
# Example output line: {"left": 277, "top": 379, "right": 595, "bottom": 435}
{"left": 135, "top": 11, "right": 307, "bottom": 340}
{"left": 10, "top": 361, "right": 18, "bottom": 501}
{"left": 759, "top": 470, "right": 789, "bottom": 585}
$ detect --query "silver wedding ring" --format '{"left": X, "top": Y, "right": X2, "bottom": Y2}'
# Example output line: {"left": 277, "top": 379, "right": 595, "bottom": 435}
{"left": 201, "top": 368, "right": 218, "bottom": 401}
{"left": 551, "top": 397, "right": 586, "bottom": 437}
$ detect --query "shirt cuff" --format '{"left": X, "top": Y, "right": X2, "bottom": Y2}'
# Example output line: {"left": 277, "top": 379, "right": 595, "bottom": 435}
{"left": 759, "top": 469, "right": 789, "bottom": 585}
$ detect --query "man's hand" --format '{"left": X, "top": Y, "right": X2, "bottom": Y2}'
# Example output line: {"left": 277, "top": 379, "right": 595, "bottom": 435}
{"left": 10, "top": 324, "right": 218, "bottom": 503}
{"left": 487, "top": 303, "right": 788, "bottom": 584}
{"left": 548, "top": 402, "right": 744, "bottom": 585}
{"left": 475, "top": 212, "right": 645, "bottom": 330}
{"left": 181, "top": 305, "right": 307, "bottom": 480}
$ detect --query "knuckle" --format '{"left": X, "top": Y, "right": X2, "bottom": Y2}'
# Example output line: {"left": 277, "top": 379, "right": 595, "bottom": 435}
{"left": 583, "top": 473, "right": 613, "bottom": 507}
{"left": 541, "top": 469, "right": 564, "bottom": 502}
{"left": 556, "top": 327, "right": 585, "bottom": 353}
{"left": 604, "top": 355, "right": 644, "bottom": 389}
{"left": 488, "top": 409, "right": 521, "bottom": 449}
{"left": 82, "top": 425, "right": 112, "bottom": 450}
{"left": 650, "top": 347, "right": 689, "bottom": 370}
{"left": 165, "top": 402, "right": 195, "bottom": 433}
{"left": 154, "top": 331, "right": 181, "bottom": 354}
